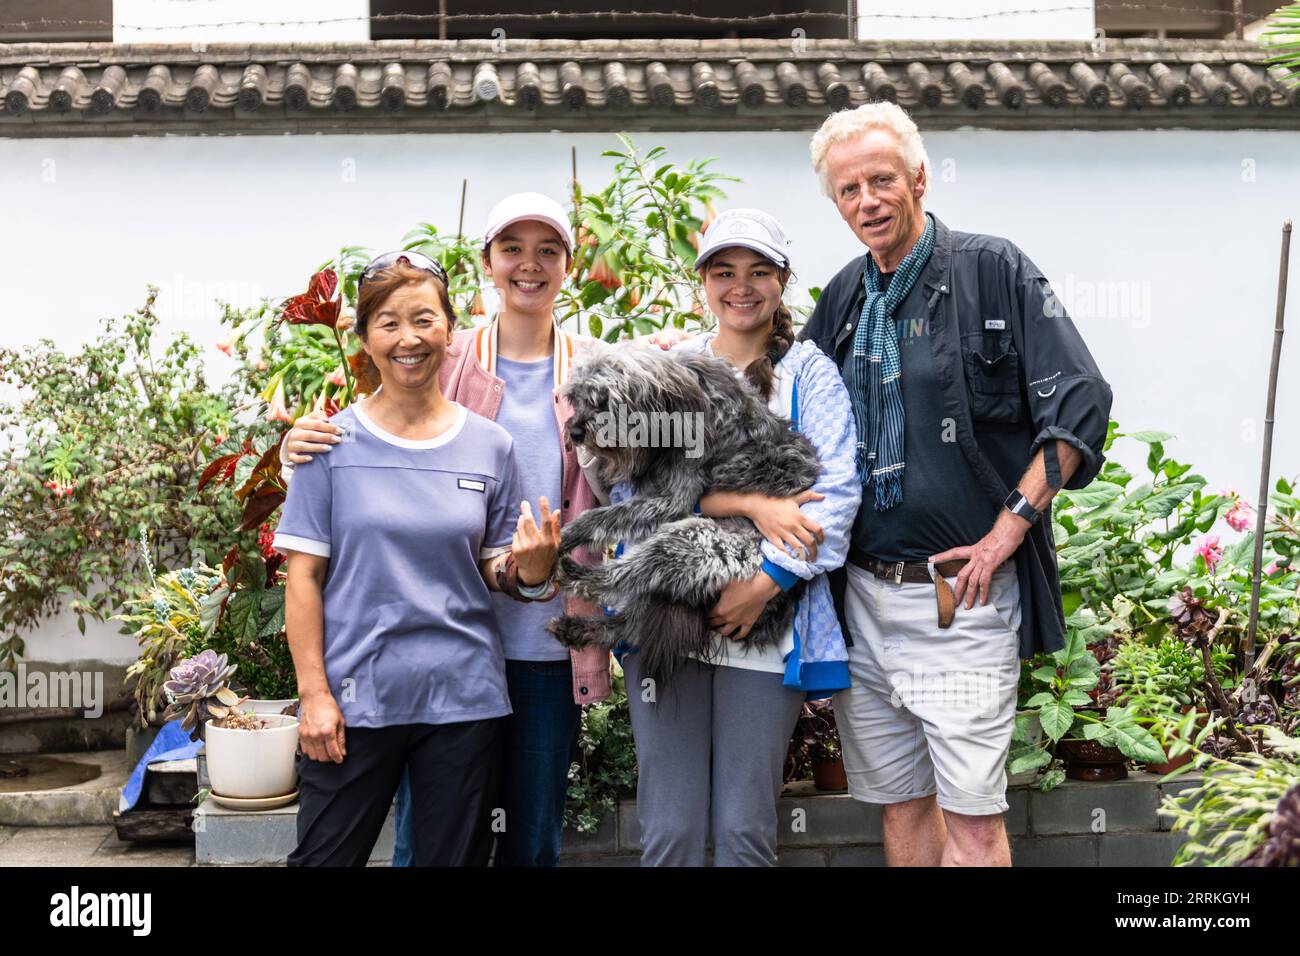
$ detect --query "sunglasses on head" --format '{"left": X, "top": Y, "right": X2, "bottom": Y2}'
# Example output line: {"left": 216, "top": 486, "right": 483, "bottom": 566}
{"left": 358, "top": 250, "right": 449, "bottom": 292}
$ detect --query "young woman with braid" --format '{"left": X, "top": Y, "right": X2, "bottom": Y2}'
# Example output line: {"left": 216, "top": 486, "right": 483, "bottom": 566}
{"left": 615, "top": 208, "right": 863, "bottom": 866}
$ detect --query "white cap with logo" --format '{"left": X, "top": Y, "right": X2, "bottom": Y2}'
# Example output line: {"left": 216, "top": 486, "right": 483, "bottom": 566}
{"left": 483, "top": 192, "right": 575, "bottom": 255}
{"left": 695, "top": 207, "right": 790, "bottom": 270}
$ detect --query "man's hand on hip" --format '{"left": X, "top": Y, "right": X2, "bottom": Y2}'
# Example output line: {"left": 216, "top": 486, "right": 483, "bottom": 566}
{"left": 931, "top": 511, "right": 1029, "bottom": 610}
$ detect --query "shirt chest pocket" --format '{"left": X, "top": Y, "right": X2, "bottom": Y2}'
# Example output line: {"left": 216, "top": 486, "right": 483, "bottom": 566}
{"left": 962, "top": 331, "right": 1024, "bottom": 425}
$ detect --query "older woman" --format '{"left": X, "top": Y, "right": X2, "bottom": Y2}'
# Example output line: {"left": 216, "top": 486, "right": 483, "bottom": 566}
{"left": 282, "top": 194, "right": 615, "bottom": 869}
{"left": 275, "top": 251, "right": 560, "bottom": 867}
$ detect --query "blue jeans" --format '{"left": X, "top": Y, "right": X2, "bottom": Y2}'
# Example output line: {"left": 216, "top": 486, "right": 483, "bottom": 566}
{"left": 393, "top": 658, "right": 581, "bottom": 867}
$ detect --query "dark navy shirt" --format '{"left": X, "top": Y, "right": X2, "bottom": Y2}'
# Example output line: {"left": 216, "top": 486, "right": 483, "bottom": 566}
{"left": 841, "top": 269, "right": 997, "bottom": 562}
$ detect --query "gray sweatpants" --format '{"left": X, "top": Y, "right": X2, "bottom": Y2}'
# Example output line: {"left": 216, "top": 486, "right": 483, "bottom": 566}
{"left": 623, "top": 653, "right": 805, "bottom": 867}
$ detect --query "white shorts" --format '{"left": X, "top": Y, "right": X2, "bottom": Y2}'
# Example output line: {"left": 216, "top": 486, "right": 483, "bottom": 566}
{"left": 833, "top": 560, "right": 1022, "bottom": 816}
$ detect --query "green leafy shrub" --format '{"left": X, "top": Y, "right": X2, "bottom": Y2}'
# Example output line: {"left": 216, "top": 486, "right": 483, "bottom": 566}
{"left": 0, "top": 292, "right": 248, "bottom": 669}
{"left": 565, "top": 667, "right": 637, "bottom": 834}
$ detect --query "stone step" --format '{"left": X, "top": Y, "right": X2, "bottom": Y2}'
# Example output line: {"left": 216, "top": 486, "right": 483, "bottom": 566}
{"left": 195, "top": 799, "right": 396, "bottom": 866}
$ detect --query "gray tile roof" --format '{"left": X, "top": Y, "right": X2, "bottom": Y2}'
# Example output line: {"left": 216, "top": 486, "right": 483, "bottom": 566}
{"left": 1, "top": 38, "right": 1297, "bottom": 135}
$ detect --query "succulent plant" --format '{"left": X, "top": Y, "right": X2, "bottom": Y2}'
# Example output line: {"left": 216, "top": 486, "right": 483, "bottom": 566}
{"left": 1168, "top": 587, "right": 1215, "bottom": 646}
{"left": 1241, "top": 783, "right": 1300, "bottom": 867}
{"left": 161, "top": 650, "right": 242, "bottom": 741}
{"left": 1238, "top": 691, "right": 1281, "bottom": 729}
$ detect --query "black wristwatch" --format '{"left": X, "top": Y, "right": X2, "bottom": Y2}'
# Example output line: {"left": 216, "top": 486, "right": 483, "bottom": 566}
{"left": 1004, "top": 488, "right": 1043, "bottom": 525}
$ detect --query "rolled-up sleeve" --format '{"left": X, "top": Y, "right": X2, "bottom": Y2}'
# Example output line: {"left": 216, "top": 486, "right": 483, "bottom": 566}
{"left": 274, "top": 455, "right": 332, "bottom": 558}
{"left": 480, "top": 439, "right": 521, "bottom": 559}
{"left": 760, "top": 345, "right": 862, "bottom": 586}
{"left": 1015, "top": 256, "right": 1113, "bottom": 490}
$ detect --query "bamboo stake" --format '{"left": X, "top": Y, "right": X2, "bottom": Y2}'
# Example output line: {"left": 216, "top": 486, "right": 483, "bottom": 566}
{"left": 456, "top": 177, "right": 467, "bottom": 244}
{"left": 1245, "top": 219, "right": 1292, "bottom": 669}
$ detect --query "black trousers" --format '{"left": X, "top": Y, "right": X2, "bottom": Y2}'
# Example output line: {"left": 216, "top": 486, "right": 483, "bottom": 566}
{"left": 288, "top": 719, "right": 504, "bottom": 867}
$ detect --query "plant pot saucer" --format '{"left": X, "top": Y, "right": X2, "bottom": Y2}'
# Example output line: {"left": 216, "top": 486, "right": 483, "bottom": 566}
{"left": 208, "top": 789, "right": 299, "bottom": 811}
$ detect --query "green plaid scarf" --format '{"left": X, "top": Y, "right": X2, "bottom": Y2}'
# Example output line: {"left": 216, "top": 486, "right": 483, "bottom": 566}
{"left": 848, "top": 212, "right": 936, "bottom": 511}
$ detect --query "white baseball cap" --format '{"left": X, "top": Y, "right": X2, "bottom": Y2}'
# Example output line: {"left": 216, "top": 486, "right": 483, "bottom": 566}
{"left": 483, "top": 192, "right": 574, "bottom": 255}
{"left": 695, "top": 207, "right": 790, "bottom": 270}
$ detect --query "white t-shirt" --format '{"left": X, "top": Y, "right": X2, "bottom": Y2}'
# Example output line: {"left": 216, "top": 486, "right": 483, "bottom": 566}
{"left": 694, "top": 339, "right": 797, "bottom": 675}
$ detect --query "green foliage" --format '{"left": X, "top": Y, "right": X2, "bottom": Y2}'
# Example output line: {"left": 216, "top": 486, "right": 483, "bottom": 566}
{"left": 1008, "top": 424, "right": 1300, "bottom": 796}
{"left": 1013, "top": 625, "right": 1164, "bottom": 789}
{"left": 1162, "top": 729, "right": 1300, "bottom": 866}
{"left": 563, "top": 135, "right": 736, "bottom": 341}
{"left": 1265, "top": 3, "right": 1300, "bottom": 86}
{"left": 1054, "top": 428, "right": 1299, "bottom": 641}
{"left": 119, "top": 559, "right": 295, "bottom": 726}
{"left": 0, "top": 291, "right": 249, "bottom": 669}
{"left": 564, "top": 666, "right": 637, "bottom": 834}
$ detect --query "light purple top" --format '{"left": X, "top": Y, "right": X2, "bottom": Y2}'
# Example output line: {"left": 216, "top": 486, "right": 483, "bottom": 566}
{"left": 490, "top": 354, "right": 568, "bottom": 661}
{"left": 273, "top": 400, "right": 520, "bottom": 728}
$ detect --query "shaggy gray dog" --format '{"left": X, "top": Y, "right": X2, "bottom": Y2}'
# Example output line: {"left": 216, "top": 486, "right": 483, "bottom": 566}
{"left": 547, "top": 346, "right": 822, "bottom": 687}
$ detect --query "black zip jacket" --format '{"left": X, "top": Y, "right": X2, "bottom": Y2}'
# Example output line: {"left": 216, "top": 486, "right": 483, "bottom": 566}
{"left": 800, "top": 214, "right": 1113, "bottom": 657}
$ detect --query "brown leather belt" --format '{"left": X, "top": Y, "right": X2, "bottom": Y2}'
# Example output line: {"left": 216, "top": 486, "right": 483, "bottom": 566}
{"left": 848, "top": 547, "right": 969, "bottom": 630}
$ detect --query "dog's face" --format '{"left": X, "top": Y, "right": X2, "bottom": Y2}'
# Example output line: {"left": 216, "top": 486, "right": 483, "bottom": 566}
{"left": 562, "top": 348, "right": 707, "bottom": 484}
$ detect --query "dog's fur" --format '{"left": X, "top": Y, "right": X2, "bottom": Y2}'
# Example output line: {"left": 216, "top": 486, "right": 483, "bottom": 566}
{"left": 547, "top": 346, "right": 822, "bottom": 687}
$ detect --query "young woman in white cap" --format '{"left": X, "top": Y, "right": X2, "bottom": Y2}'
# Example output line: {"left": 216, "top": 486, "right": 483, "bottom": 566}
{"left": 283, "top": 192, "right": 612, "bottom": 867}
{"left": 614, "top": 207, "right": 863, "bottom": 866}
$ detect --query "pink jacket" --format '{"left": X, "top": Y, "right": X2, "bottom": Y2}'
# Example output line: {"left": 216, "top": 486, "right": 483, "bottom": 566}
{"left": 439, "top": 320, "right": 612, "bottom": 705}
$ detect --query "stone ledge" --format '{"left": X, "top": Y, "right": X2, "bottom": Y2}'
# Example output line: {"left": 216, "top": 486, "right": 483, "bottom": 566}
{"left": 1029, "top": 773, "right": 1161, "bottom": 835}
{"left": 0, "top": 750, "right": 129, "bottom": 826}
{"left": 194, "top": 799, "right": 395, "bottom": 866}
{"left": 192, "top": 774, "right": 1199, "bottom": 866}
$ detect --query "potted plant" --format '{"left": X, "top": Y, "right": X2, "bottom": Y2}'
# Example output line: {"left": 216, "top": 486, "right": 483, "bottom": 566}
{"left": 1112, "top": 635, "right": 1222, "bottom": 774}
{"left": 786, "top": 700, "right": 847, "bottom": 792}
{"left": 163, "top": 649, "right": 299, "bottom": 802}
{"left": 122, "top": 552, "right": 298, "bottom": 728}
{"left": 1018, "top": 625, "right": 1164, "bottom": 787}
{"left": 1006, "top": 659, "right": 1046, "bottom": 786}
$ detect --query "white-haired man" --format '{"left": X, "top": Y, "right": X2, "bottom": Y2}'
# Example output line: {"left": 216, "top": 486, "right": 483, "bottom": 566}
{"left": 801, "top": 103, "right": 1112, "bottom": 866}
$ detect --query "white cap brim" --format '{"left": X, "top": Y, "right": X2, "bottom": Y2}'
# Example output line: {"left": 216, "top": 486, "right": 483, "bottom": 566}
{"left": 697, "top": 237, "right": 788, "bottom": 270}
{"left": 484, "top": 214, "right": 574, "bottom": 254}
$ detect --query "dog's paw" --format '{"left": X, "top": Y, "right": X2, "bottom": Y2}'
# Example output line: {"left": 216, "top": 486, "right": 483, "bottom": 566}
{"left": 546, "top": 614, "right": 608, "bottom": 649}
{"left": 559, "top": 516, "right": 594, "bottom": 554}
{"left": 554, "top": 553, "right": 584, "bottom": 585}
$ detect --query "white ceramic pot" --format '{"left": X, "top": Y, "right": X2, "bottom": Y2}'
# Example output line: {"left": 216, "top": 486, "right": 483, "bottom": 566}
{"left": 242, "top": 698, "right": 299, "bottom": 716}
{"left": 205, "top": 713, "right": 299, "bottom": 799}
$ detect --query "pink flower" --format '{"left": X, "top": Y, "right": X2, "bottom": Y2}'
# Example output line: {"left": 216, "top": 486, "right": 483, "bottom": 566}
{"left": 1225, "top": 498, "right": 1253, "bottom": 533}
{"left": 215, "top": 333, "right": 238, "bottom": 357}
{"left": 265, "top": 380, "right": 293, "bottom": 425}
{"left": 1265, "top": 561, "right": 1281, "bottom": 577}
{"left": 1195, "top": 535, "right": 1223, "bottom": 573}
{"left": 327, "top": 365, "right": 347, "bottom": 388}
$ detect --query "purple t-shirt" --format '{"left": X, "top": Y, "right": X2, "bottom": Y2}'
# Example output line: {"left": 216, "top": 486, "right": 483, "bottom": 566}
{"left": 273, "top": 400, "right": 520, "bottom": 728}
{"left": 491, "top": 355, "right": 567, "bottom": 661}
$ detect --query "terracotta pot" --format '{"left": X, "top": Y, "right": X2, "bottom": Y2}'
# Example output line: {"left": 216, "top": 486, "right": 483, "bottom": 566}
{"left": 1144, "top": 749, "right": 1194, "bottom": 775}
{"left": 1056, "top": 737, "right": 1128, "bottom": 782}
{"left": 812, "top": 755, "right": 848, "bottom": 792}
{"left": 1144, "top": 707, "right": 1205, "bottom": 775}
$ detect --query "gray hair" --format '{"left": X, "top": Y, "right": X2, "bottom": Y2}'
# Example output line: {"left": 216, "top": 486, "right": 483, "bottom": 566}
{"left": 809, "top": 102, "right": 931, "bottom": 199}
